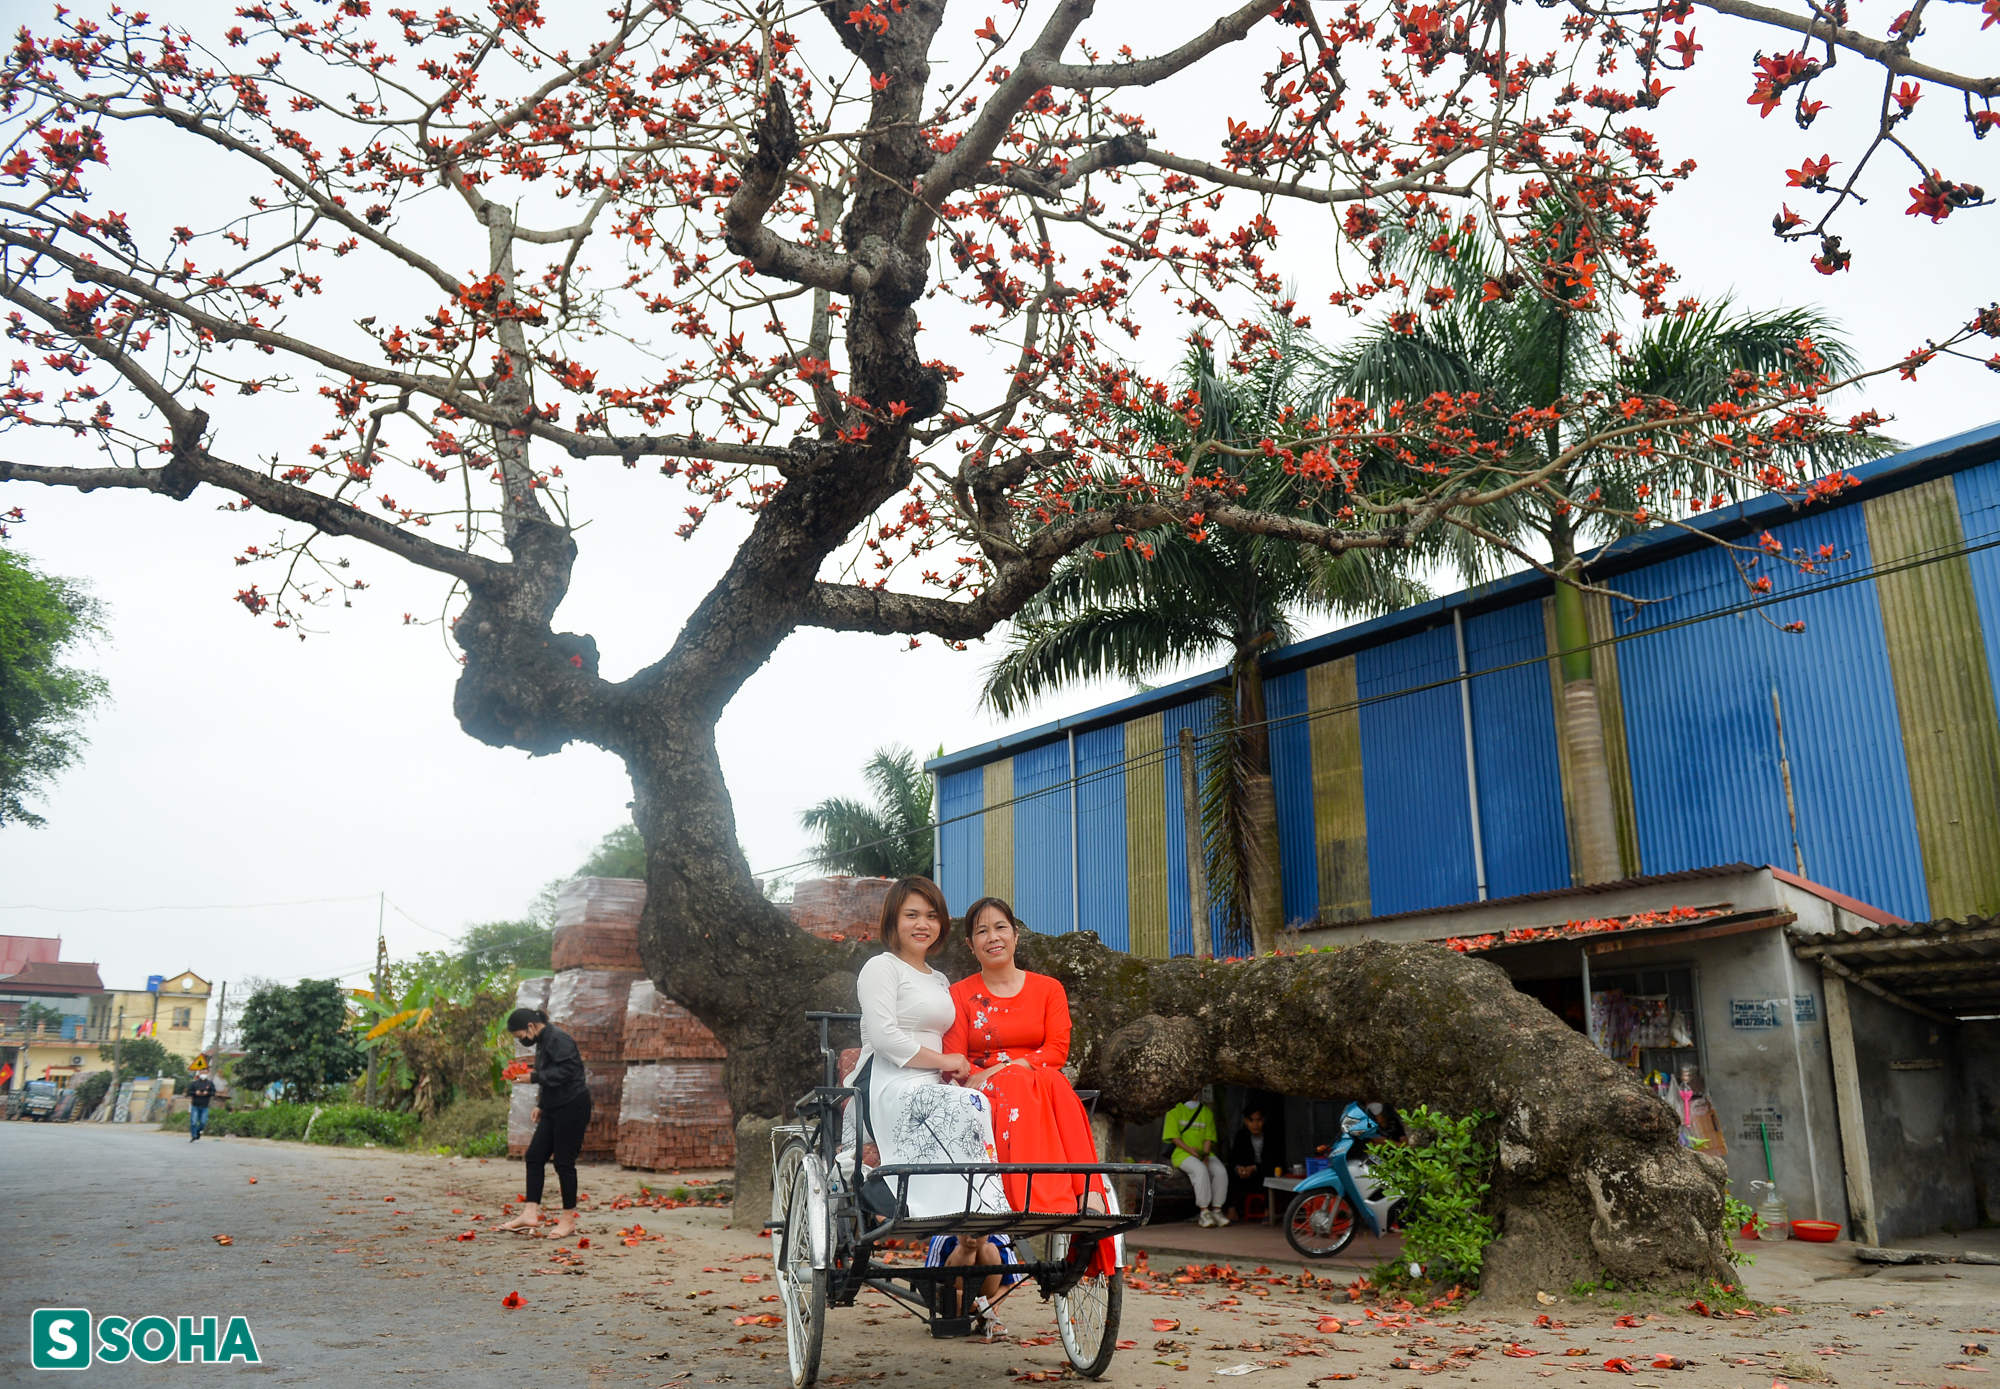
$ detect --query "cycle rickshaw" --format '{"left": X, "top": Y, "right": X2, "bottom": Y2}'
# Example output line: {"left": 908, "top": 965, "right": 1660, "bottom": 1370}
{"left": 767, "top": 1012, "right": 1173, "bottom": 1387}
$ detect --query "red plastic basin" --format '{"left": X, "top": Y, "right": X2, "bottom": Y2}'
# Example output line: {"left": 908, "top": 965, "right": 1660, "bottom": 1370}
{"left": 1791, "top": 1220, "right": 1841, "bottom": 1242}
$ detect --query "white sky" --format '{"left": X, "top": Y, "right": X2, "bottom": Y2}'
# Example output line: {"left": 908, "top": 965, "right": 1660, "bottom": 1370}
{"left": 1, "top": 0, "right": 1992, "bottom": 994}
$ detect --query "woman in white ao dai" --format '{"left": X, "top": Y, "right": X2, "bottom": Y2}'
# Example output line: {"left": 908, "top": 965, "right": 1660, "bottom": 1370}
{"left": 853, "top": 880, "right": 1006, "bottom": 1220}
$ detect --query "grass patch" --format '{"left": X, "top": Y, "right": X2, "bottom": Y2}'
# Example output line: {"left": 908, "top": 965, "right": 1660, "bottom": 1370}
{"left": 417, "top": 1095, "right": 509, "bottom": 1157}
{"left": 164, "top": 1101, "right": 423, "bottom": 1147}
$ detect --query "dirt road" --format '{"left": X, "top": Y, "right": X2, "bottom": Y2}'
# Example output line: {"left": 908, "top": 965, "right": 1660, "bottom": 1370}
{"left": 5, "top": 1122, "right": 1993, "bottom": 1386}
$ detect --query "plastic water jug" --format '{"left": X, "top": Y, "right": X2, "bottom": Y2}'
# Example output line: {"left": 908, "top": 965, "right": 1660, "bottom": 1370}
{"left": 1752, "top": 1180, "right": 1790, "bottom": 1241}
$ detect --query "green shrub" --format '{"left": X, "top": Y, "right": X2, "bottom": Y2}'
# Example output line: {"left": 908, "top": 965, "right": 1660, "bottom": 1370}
{"left": 188, "top": 1101, "right": 422, "bottom": 1147}
{"left": 1369, "top": 1106, "right": 1498, "bottom": 1286}
{"left": 159, "top": 1109, "right": 188, "bottom": 1132}
{"left": 307, "top": 1104, "right": 423, "bottom": 1147}
{"left": 71, "top": 1070, "right": 114, "bottom": 1112}
{"left": 417, "top": 1094, "right": 508, "bottom": 1156}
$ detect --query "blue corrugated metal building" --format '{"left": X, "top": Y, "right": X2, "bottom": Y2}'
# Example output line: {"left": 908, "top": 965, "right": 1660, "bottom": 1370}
{"left": 927, "top": 422, "right": 2000, "bottom": 951}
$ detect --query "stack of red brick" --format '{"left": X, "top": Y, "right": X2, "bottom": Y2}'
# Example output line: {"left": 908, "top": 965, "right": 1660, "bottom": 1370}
{"left": 788, "top": 876, "right": 893, "bottom": 941}
{"left": 506, "top": 879, "right": 645, "bottom": 1162}
{"left": 508, "top": 874, "right": 893, "bottom": 1171}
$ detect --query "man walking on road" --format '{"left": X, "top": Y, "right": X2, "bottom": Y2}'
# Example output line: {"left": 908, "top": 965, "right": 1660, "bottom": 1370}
{"left": 186, "top": 1072, "right": 217, "bottom": 1141}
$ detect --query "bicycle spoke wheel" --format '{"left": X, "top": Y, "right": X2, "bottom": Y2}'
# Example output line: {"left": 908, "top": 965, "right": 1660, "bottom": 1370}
{"left": 1284, "top": 1190, "right": 1357, "bottom": 1260}
{"left": 776, "top": 1144, "right": 827, "bottom": 1387}
{"left": 1046, "top": 1233, "right": 1123, "bottom": 1378}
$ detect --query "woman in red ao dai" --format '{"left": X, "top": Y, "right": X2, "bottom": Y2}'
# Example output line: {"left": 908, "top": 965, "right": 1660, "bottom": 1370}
{"left": 942, "top": 896, "right": 1114, "bottom": 1274}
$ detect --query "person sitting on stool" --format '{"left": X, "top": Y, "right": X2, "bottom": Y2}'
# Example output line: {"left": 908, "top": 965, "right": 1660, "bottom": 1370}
{"left": 1163, "top": 1091, "right": 1230, "bottom": 1227}
{"left": 1225, "top": 1105, "right": 1273, "bottom": 1222}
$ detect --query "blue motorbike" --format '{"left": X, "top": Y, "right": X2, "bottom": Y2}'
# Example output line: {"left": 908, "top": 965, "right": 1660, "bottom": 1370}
{"left": 1282, "top": 1102, "right": 1403, "bottom": 1259}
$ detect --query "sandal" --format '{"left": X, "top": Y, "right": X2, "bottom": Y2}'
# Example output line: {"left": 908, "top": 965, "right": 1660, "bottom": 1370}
{"left": 971, "top": 1295, "right": 1006, "bottom": 1343}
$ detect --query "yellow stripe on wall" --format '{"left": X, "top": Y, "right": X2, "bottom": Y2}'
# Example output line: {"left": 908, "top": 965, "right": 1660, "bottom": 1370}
{"left": 982, "top": 758, "right": 1015, "bottom": 907}
{"left": 1306, "top": 658, "right": 1370, "bottom": 920}
{"left": 1124, "top": 714, "right": 1171, "bottom": 957}
{"left": 1866, "top": 479, "right": 2000, "bottom": 919}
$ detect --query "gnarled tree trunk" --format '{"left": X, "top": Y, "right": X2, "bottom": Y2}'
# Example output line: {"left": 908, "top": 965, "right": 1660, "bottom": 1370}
{"left": 1027, "top": 929, "right": 1731, "bottom": 1295}
{"left": 625, "top": 728, "right": 1731, "bottom": 1296}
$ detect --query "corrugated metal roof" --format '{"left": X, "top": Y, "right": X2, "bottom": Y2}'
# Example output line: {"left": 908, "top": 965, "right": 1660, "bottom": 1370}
{"left": 1074, "top": 724, "right": 1129, "bottom": 949}
{"left": 927, "top": 419, "right": 2000, "bottom": 776}
{"left": 1357, "top": 623, "right": 1478, "bottom": 915}
{"left": 1463, "top": 601, "right": 1570, "bottom": 899}
{"left": 1613, "top": 499, "right": 1931, "bottom": 920}
{"left": 1790, "top": 913, "right": 2000, "bottom": 1019}
{"left": 1307, "top": 861, "right": 1763, "bottom": 930}
{"left": 1267, "top": 670, "right": 1318, "bottom": 927}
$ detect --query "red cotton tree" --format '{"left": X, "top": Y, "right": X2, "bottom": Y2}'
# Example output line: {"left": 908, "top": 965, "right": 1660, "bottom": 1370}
{"left": 0, "top": 0, "right": 1993, "bottom": 1289}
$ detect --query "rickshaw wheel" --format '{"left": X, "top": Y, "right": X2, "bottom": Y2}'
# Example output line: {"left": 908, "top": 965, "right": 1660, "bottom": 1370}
{"left": 1284, "top": 1189, "right": 1358, "bottom": 1260}
{"left": 774, "top": 1142, "right": 828, "bottom": 1387}
{"left": 1044, "top": 1233, "right": 1123, "bottom": 1378}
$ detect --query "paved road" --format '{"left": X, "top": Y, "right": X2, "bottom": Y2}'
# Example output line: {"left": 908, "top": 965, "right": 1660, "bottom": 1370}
{"left": 10, "top": 1120, "right": 1994, "bottom": 1389}
{"left": 1, "top": 1122, "right": 697, "bottom": 1385}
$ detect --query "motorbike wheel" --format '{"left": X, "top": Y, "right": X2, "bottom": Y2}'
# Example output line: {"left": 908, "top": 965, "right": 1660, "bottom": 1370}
{"left": 1284, "top": 1190, "right": 1358, "bottom": 1260}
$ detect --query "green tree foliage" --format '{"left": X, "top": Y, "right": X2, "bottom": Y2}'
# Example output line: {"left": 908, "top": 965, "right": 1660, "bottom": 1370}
{"left": 456, "top": 917, "right": 551, "bottom": 973}
{"left": 233, "top": 979, "right": 364, "bottom": 1102}
{"left": 71, "top": 1068, "right": 113, "bottom": 1111}
{"left": 354, "top": 950, "right": 514, "bottom": 1115}
{"left": 453, "top": 823, "right": 650, "bottom": 972}
{"left": 0, "top": 543, "right": 108, "bottom": 827}
{"left": 95, "top": 1034, "right": 189, "bottom": 1081}
{"left": 799, "top": 744, "right": 935, "bottom": 880}
{"left": 1319, "top": 223, "right": 1892, "bottom": 880}
{"left": 576, "top": 822, "right": 647, "bottom": 878}
{"left": 18, "top": 1000, "right": 64, "bottom": 1031}
{"left": 1368, "top": 1106, "right": 1498, "bottom": 1286}
{"left": 983, "top": 336, "right": 1426, "bottom": 950}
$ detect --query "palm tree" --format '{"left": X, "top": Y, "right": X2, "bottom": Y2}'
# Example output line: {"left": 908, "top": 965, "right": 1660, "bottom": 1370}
{"left": 982, "top": 339, "right": 1427, "bottom": 953}
{"left": 800, "top": 744, "right": 935, "bottom": 880}
{"left": 1316, "top": 222, "right": 1892, "bottom": 881}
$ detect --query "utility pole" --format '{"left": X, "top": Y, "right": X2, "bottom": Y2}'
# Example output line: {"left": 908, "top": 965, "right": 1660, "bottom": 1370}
{"left": 208, "top": 982, "right": 228, "bottom": 1063}
{"left": 365, "top": 894, "right": 386, "bottom": 1107}
{"left": 110, "top": 1005, "right": 125, "bottom": 1093}
{"left": 1179, "top": 727, "right": 1213, "bottom": 961}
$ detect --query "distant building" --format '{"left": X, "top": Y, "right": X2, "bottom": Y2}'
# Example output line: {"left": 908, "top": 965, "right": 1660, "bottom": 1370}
{"left": 0, "top": 937, "right": 106, "bottom": 1089}
{"left": 3, "top": 942, "right": 218, "bottom": 1089}
{"left": 91, "top": 971, "right": 215, "bottom": 1063}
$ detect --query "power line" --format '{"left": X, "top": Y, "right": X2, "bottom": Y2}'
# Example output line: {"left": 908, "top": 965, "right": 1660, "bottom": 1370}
{"left": 0, "top": 894, "right": 383, "bottom": 913}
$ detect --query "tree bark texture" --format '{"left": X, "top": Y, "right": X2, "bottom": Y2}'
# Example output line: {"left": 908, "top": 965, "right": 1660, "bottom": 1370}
{"left": 634, "top": 772, "right": 1732, "bottom": 1298}
{"left": 1551, "top": 577, "right": 1623, "bottom": 885}
{"left": 1179, "top": 726, "right": 1214, "bottom": 960}
{"left": 1561, "top": 679, "right": 1625, "bottom": 886}
{"left": 1028, "top": 928, "right": 1732, "bottom": 1295}
{"left": 1236, "top": 657, "right": 1286, "bottom": 954}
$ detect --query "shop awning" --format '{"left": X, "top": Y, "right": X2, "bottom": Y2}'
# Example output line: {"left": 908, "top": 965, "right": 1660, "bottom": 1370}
{"left": 1791, "top": 914, "right": 2000, "bottom": 1022}
{"left": 1447, "top": 905, "right": 1795, "bottom": 956}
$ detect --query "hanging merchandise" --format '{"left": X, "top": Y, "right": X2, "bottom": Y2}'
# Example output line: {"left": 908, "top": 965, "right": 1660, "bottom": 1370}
{"left": 1628, "top": 995, "right": 1671, "bottom": 1048}
{"left": 1669, "top": 1008, "right": 1695, "bottom": 1048}
{"left": 1591, "top": 989, "right": 1638, "bottom": 1060}
{"left": 1676, "top": 1065, "right": 1727, "bottom": 1154}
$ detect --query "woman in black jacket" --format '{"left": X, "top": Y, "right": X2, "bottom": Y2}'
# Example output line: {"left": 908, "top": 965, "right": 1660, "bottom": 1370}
{"left": 496, "top": 1008, "right": 592, "bottom": 1239}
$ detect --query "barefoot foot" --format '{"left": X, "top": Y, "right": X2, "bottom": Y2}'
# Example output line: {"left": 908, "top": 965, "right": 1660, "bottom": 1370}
{"left": 496, "top": 1204, "right": 544, "bottom": 1233}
